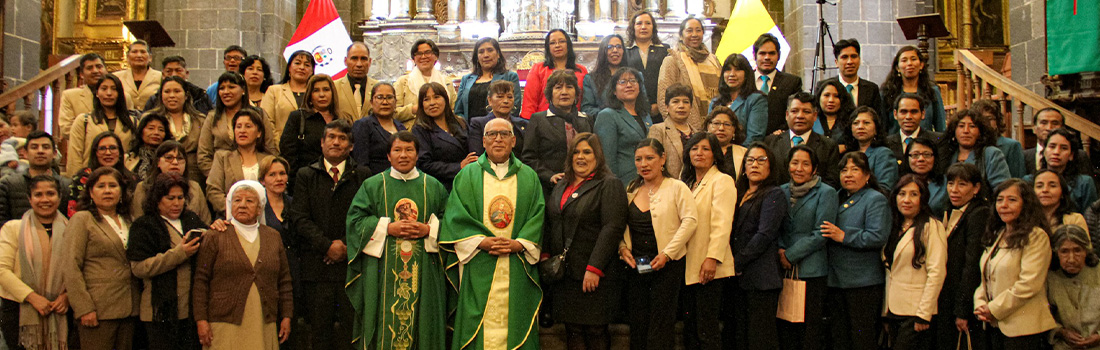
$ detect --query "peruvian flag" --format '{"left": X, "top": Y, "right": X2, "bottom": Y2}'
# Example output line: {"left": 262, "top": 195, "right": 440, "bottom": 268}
{"left": 283, "top": 0, "right": 353, "bottom": 79}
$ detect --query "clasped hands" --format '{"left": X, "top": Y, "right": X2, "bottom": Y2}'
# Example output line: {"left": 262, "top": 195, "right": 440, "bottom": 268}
{"left": 478, "top": 236, "right": 524, "bottom": 256}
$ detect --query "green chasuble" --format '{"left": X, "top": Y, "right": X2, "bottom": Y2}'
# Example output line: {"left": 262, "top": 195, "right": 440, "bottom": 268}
{"left": 346, "top": 169, "right": 451, "bottom": 350}
{"left": 441, "top": 154, "right": 545, "bottom": 350}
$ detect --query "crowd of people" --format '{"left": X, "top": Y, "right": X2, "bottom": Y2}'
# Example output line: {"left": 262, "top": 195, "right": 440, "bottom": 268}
{"left": 0, "top": 9, "right": 1092, "bottom": 350}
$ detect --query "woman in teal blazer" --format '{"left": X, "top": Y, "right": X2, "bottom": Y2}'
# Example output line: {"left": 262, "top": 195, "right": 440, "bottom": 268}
{"left": 581, "top": 35, "right": 627, "bottom": 120}
{"left": 708, "top": 54, "right": 768, "bottom": 146}
{"left": 842, "top": 106, "right": 898, "bottom": 192}
{"left": 1024, "top": 128, "right": 1098, "bottom": 213}
{"left": 823, "top": 152, "right": 893, "bottom": 350}
{"left": 779, "top": 145, "right": 837, "bottom": 349}
{"left": 594, "top": 68, "right": 652, "bottom": 184}
{"left": 944, "top": 110, "right": 1011, "bottom": 188}
{"left": 453, "top": 38, "right": 522, "bottom": 120}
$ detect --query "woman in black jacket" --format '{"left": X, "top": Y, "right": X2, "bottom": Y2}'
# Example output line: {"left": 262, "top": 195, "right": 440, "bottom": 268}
{"left": 521, "top": 70, "right": 593, "bottom": 192}
{"left": 126, "top": 173, "right": 208, "bottom": 350}
{"left": 935, "top": 163, "right": 990, "bottom": 349}
{"left": 543, "top": 132, "right": 628, "bottom": 350}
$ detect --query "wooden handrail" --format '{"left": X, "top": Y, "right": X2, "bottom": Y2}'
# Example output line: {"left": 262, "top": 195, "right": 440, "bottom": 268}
{"left": 0, "top": 55, "right": 81, "bottom": 108}
{"left": 954, "top": 49, "right": 1100, "bottom": 142}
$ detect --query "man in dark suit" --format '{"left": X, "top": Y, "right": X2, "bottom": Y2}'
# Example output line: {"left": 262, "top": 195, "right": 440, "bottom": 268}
{"left": 142, "top": 56, "right": 213, "bottom": 114}
{"left": 753, "top": 33, "right": 804, "bottom": 135}
{"left": 821, "top": 39, "right": 882, "bottom": 126}
{"left": 288, "top": 119, "right": 373, "bottom": 350}
{"left": 764, "top": 92, "right": 840, "bottom": 188}
{"left": 884, "top": 93, "right": 944, "bottom": 161}
{"left": 1025, "top": 107, "right": 1065, "bottom": 174}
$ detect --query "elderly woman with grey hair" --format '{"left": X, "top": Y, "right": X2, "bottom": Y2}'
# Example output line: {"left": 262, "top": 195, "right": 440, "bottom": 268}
{"left": 1048, "top": 224, "right": 1100, "bottom": 350}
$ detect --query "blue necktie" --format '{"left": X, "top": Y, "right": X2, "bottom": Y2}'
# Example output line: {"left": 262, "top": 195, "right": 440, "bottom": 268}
{"left": 845, "top": 84, "right": 854, "bottom": 94}
{"left": 761, "top": 75, "right": 771, "bottom": 95}
{"left": 904, "top": 136, "right": 913, "bottom": 147}
{"left": 792, "top": 135, "right": 804, "bottom": 146}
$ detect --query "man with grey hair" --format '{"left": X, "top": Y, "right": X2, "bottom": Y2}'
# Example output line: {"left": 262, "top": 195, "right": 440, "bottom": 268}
{"left": 334, "top": 42, "right": 380, "bottom": 120}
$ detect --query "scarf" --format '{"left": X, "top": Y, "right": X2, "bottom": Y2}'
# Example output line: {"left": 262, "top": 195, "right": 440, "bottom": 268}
{"left": 407, "top": 67, "right": 446, "bottom": 99}
{"left": 134, "top": 146, "right": 157, "bottom": 178}
{"left": 169, "top": 114, "right": 192, "bottom": 141}
{"left": 677, "top": 49, "right": 720, "bottom": 117}
{"left": 548, "top": 105, "right": 579, "bottom": 146}
{"left": 17, "top": 210, "right": 68, "bottom": 350}
{"left": 678, "top": 40, "right": 710, "bottom": 63}
{"left": 227, "top": 180, "right": 267, "bottom": 242}
{"left": 126, "top": 212, "right": 205, "bottom": 322}
{"left": 787, "top": 175, "right": 820, "bottom": 206}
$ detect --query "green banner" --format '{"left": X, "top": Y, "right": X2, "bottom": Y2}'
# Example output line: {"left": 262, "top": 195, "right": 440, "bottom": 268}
{"left": 1048, "top": 0, "right": 1100, "bottom": 75}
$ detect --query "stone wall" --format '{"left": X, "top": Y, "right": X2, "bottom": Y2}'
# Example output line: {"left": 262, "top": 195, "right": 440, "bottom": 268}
{"left": 148, "top": 0, "right": 297, "bottom": 88}
{"left": 782, "top": 0, "right": 924, "bottom": 91}
{"left": 1008, "top": 0, "right": 1045, "bottom": 95}
{"left": 3, "top": 0, "right": 41, "bottom": 86}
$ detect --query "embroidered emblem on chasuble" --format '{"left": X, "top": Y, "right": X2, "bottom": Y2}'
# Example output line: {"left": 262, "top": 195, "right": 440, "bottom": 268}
{"left": 383, "top": 178, "right": 430, "bottom": 349}
{"left": 481, "top": 173, "right": 518, "bottom": 349}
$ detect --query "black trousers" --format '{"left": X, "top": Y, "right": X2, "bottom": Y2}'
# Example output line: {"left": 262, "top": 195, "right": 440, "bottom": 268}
{"left": 304, "top": 282, "right": 355, "bottom": 350}
{"left": 884, "top": 315, "right": 930, "bottom": 350}
{"left": 731, "top": 286, "right": 780, "bottom": 350}
{"left": 145, "top": 319, "right": 200, "bottom": 350}
{"left": 827, "top": 285, "right": 884, "bottom": 350}
{"left": 777, "top": 276, "right": 828, "bottom": 350}
{"left": 626, "top": 259, "right": 683, "bottom": 350}
{"left": 983, "top": 327, "right": 1045, "bottom": 350}
{"left": 682, "top": 278, "right": 724, "bottom": 350}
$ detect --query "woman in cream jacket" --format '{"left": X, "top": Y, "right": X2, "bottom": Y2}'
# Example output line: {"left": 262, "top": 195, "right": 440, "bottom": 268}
{"left": 882, "top": 174, "right": 947, "bottom": 349}
{"left": 974, "top": 179, "right": 1057, "bottom": 350}
{"left": 619, "top": 138, "right": 697, "bottom": 350}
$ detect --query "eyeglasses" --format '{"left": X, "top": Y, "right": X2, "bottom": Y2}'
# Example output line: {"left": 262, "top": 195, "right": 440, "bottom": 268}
{"left": 548, "top": 40, "right": 569, "bottom": 46}
{"left": 161, "top": 156, "right": 185, "bottom": 163}
{"left": 413, "top": 51, "right": 436, "bottom": 58}
{"left": 224, "top": 55, "right": 244, "bottom": 62}
{"left": 606, "top": 44, "right": 624, "bottom": 50}
{"left": 745, "top": 156, "right": 769, "bottom": 164}
{"left": 709, "top": 121, "right": 734, "bottom": 129}
{"left": 96, "top": 145, "right": 119, "bottom": 152}
{"left": 484, "top": 130, "right": 514, "bottom": 139}
{"left": 617, "top": 78, "right": 639, "bottom": 86}
{"left": 908, "top": 152, "right": 934, "bottom": 159}
{"left": 373, "top": 95, "right": 396, "bottom": 101}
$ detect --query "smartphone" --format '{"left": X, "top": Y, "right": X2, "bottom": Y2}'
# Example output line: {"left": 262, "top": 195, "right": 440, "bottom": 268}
{"left": 635, "top": 256, "right": 653, "bottom": 274}
{"left": 184, "top": 229, "right": 205, "bottom": 243}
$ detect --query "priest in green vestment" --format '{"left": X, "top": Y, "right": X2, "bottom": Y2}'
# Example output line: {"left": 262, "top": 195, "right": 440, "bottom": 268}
{"left": 346, "top": 131, "right": 451, "bottom": 350}
{"left": 442, "top": 118, "right": 545, "bottom": 350}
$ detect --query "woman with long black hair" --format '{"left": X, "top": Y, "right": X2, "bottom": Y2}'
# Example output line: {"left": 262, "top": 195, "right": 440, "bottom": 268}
{"left": 261, "top": 50, "right": 315, "bottom": 140}
{"left": 881, "top": 46, "right": 947, "bottom": 133}
{"left": 66, "top": 74, "right": 139, "bottom": 177}
{"left": 582, "top": 34, "right": 628, "bottom": 119}
{"left": 522, "top": 30, "right": 588, "bottom": 119}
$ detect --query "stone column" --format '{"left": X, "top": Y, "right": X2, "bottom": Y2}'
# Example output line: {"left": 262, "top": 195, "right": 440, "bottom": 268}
{"left": 666, "top": 0, "right": 687, "bottom": 19}
{"left": 370, "top": 0, "right": 389, "bottom": 19}
{"left": 390, "top": 0, "right": 409, "bottom": 19}
{"left": 464, "top": 0, "right": 480, "bottom": 22}
{"left": 597, "top": 0, "right": 612, "bottom": 21}
{"left": 414, "top": 0, "right": 435, "bottom": 20}
{"left": 644, "top": 0, "right": 662, "bottom": 19}
{"left": 577, "top": 0, "right": 593, "bottom": 22}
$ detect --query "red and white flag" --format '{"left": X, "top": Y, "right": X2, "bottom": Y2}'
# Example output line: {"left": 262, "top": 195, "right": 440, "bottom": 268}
{"left": 283, "top": 0, "right": 353, "bottom": 79}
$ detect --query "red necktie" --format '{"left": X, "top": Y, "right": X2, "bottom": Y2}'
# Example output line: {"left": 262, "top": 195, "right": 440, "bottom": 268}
{"left": 330, "top": 166, "right": 340, "bottom": 183}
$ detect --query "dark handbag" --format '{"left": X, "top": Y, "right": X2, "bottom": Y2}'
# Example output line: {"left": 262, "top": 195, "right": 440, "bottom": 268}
{"left": 539, "top": 222, "right": 577, "bottom": 283}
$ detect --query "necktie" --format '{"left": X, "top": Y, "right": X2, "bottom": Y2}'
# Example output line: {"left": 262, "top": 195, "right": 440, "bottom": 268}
{"left": 904, "top": 136, "right": 913, "bottom": 147}
{"left": 792, "top": 135, "right": 804, "bottom": 146}
{"left": 761, "top": 76, "right": 771, "bottom": 95}
{"left": 354, "top": 83, "right": 363, "bottom": 107}
{"left": 845, "top": 84, "right": 854, "bottom": 94}
{"left": 330, "top": 166, "right": 340, "bottom": 183}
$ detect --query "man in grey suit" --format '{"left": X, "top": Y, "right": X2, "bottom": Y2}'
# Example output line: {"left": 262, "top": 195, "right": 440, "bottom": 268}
{"left": 753, "top": 33, "right": 804, "bottom": 135}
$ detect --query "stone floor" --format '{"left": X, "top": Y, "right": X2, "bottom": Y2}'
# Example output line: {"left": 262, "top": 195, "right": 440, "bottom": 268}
{"left": 537, "top": 323, "right": 685, "bottom": 350}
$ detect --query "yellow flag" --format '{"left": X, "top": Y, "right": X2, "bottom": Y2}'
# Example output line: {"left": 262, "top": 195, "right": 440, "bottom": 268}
{"left": 715, "top": 0, "right": 791, "bottom": 71}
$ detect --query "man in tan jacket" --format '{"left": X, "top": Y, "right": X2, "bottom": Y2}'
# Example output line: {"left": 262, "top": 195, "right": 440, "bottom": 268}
{"left": 333, "top": 42, "right": 379, "bottom": 121}
{"left": 112, "top": 40, "right": 162, "bottom": 109}
{"left": 59, "top": 54, "right": 137, "bottom": 140}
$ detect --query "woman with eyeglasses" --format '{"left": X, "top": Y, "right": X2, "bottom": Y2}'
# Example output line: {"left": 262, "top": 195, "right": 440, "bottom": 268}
{"left": 207, "top": 109, "right": 274, "bottom": 214}
{"left": 647, "top": 85, "right": 697, "bottom": 177}
{"left": 594, "top": 68, "right": 652, "bottom": 184}
{"left": 454, "top": 37, "right": 521, "bottom": 121}
{"left": 198, "top": 72, "right": 277, "bottom": 177}
{"left": 521, "top": 29, "right": 589, "bottom": 119}
{"left": 709, "top": 54, "right": 767, "bottom": 145}
{"left": 901, "top": 136, "right": 949, "bottom": 215}
{"left": 657, "top": 16, "right": 720, "bottom": 129}
{"left": 350, "top": 83, "right": 408, "bottom": 174}
{"left": 974, "top": 179, "right": 1056, "bottom": 350}
{"left": 582, "top": 34, "right": 628, "bottom": 120}
{"left": 395, "top": 39, "right": 457, "bottom": 125}
{"left": 842, "top": 107, "right": 898, "bottom": 192}
{"left": 824, "top": 152, "right": 892, "bottom": 350}
{"left": 261, "top": 50, "right": 315, "bottom": 141}
{"left": 66, "top": 75, "right": 139, "bottom": 178}
{"left": 625, "top": 11, "right": 669, "bottom": 118}
{"left": 705, "top": 106, "right": 747, "bottom": 177}
{"left": 130, "top": 141, "right": 212, "bottom": 223}
{"left": 67, "top": 132, "right": 137, "bottom": 217}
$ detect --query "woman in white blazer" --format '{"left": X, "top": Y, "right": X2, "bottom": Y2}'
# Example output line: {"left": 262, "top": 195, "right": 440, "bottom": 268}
{"left": 620, "top": 138, "right": 698, "bottom": 350}
{"left": 974, "top": 179, "right": 1057, "bottom": 350}
{"left": 882, "top": 174, "right": 947, "bottom": 350}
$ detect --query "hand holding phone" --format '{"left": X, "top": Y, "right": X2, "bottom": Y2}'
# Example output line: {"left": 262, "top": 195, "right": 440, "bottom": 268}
{"left": 185, "top": 229, "right": 205, "bottom": 243}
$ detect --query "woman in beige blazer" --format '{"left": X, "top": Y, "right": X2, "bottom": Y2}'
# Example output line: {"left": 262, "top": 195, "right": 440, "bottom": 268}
{"left": 130, "top": 141, "right": 212, "bottom": 223}
{"left": 882, "top": 174, "right": 947, "bottom": 349}
{"left": 706, "top": 106, "right": 747, "bottom": 178}
{"left": 112, "top": 41, "right": 161, "bottom": 108}
{"left": 393, "top": 39, "right": 457, "bottom": 127}
{"left": 647, "top": 85, "right": 697, "bottom": 178}
{"left": 655, "top": 17, "right": 720, "bottom": 129}
{"left": 620, "top": 138, "right": 698, "bottom": 350}
{"left": 63, "top": 167, "right": 139, "bottom": 350}
{"left": 143, "top": 76, "right": 207, "bottom": 183}
{"left": 67, "top": 75, "right": 138, "bottom": 177}
{"left": 207, "top": 109, "right": 274, "bottom": 214}
{"left": 0, "top": 176, "right": 71, "bottom": 349}
{"left": 261, "top": 51, "right": 315, "bottom": 142}
{"left": 199, "top": 72, "right": 278, "bottom": 177}
{"left": 975, "top": 179, "right": 1057, "bottom": 349}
